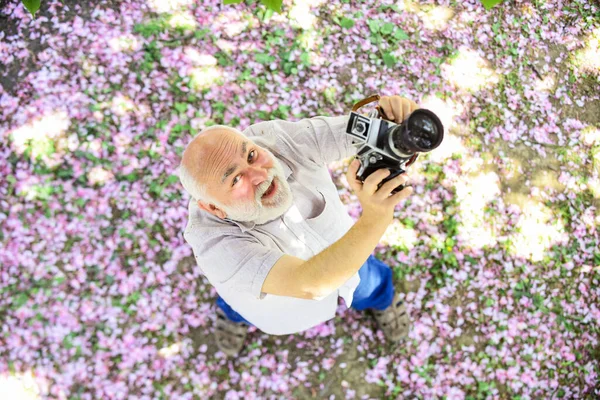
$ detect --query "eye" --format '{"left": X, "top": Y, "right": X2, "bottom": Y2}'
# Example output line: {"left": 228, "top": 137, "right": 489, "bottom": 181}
{"left": 231, "top": 150, "right": 256, "bottom": 186}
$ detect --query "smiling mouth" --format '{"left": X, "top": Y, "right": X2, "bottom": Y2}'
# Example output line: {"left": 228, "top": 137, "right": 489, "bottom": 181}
{"left": 262, "top": 179, "right": 276, "bottom": 199}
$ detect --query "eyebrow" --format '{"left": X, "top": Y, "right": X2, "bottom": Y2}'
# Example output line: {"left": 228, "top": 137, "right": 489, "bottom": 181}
{"left": 221, "top": 141, "right": 248, "bottom": 184}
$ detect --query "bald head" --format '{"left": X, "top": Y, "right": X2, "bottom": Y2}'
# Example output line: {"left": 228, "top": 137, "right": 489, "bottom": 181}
{"left": 181, "top": 126, "right": 247, "bottom": 193}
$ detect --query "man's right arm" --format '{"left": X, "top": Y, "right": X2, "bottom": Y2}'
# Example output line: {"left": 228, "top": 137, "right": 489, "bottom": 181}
{"left": 262, "top": 161, "right": 414, "bottom": 300}
{"left": 261, "top": 215, "right": 389, "bottom": 300}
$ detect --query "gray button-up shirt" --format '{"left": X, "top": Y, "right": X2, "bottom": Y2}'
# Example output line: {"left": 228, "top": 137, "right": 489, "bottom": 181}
{"left": 183, "top": 115, "right": 360, "bottom": 335}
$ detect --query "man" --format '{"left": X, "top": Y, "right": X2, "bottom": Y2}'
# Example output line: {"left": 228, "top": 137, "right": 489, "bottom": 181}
{"left": 178, "top": 96, "right": 417, "bottom": 357}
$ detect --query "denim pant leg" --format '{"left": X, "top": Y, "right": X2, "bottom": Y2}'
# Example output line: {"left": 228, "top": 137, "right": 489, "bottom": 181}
{"left": 349, "top": 254, "right": 395, "bottom": 311}
{"left": 216, "top": 295, "right": 254, "bottom": 326}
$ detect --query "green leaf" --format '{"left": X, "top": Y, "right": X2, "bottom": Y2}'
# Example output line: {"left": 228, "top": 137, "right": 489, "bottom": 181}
{"left": 367, "top": 19, "right": 381, "bottom": 34}
{"left": 255, "top": 53, "right": 275, "bottom": 64}
{"left": 382, "top": 52, "right": 397, "bottom": 68}
{"left": 63, "top": 333, "right": 76, "bottom": 349}
{"left": 127, "top": 291, "right": 141, "bottom": 304}
{"left": 165, "top": 175, "right": 179, "bottom": 185}
{"left": 150, "top": 181, "right": 164, "bottom": 197}
{"left": 515, "top": 281, "right": 524, "bottom": 291}
{"left": 533, "top": 294, "right": 544, "bottom": 308}
{"left": 172, "top": 123, "right": 185, "bottom": 133}
{"left": 223, "top": 0, "right": 243, "bottom": 4}
{"left": 480, "top": 0, "right": 504, "bottom": 10}
{"left": 340, "top": 17, "right": 355, "bottom": 29}
{"left": 260, "top": 0, "right": 283, "bottom": 12}
{"left": 394, "top": 28, "right": 409, "bottom": 40}
{"left": 402, "top": 218, "right": 415, "bottom": 228}
{"left": 22, "top": 0, "right": 40, "bottom": 17}
{"left": 430, "top": 57, "right": 444, "bottom": 66}
{"left": 174, "top": 103, "right": 187, "bottom": 113}
{"left": 123, "top": 172, "right": 137, "bottom": 182}
{"left": 381, "top": 22, "right": 395, "bottom": 35}
{"left": 13, "top": 293, "right": 29, "bottom": 309}
{"left": 300, "top": 52, "right": 310, "bottom": 66}
{"left": 477, "top": 381, "right": 490, "bottom": 393}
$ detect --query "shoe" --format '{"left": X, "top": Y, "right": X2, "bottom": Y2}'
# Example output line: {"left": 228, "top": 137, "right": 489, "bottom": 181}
{"left": 370, "top": 294, "right": 410, "bottom": 342}
{"left": 214, "top": 307, "right": 249, "bottom": 357}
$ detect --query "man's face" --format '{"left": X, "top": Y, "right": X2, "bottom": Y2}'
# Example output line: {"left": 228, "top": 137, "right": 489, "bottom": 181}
{"left": 184, "top": 128, "right": 293, "bottom": 225}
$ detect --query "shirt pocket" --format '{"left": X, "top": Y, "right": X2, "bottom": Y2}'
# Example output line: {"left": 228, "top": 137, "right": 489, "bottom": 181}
{"left": 306, "top": 189, "right": 340, "bottom": 243}
{"left": 306, "top": 189, "right": 328, "bottom": 222}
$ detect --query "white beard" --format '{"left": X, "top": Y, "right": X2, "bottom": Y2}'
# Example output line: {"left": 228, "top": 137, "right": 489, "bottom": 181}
{"left": 216, "top": 147, "right": 293, "bottom": 225}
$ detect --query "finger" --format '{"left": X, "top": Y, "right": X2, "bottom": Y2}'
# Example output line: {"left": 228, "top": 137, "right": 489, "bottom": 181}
{"left": 379, "top": 97, "right": 395, "bottom": 122}
{"left": 389, "top": 96, "right": 404, "bottom": 123}
{"left": 409, "top": 100, "right": 419, "bottom": 113}
{"left": 385, "top": 185, "right": 413, "bottom": 207}
{"left": 347, "top": 158, "right": 359, "bottom": 173}
{"left": 377, "top": 172, "right": 409, "bottom": 198}
{"left": 346, "top": 159, "right": 363, "bottom": 192}
{"left": 402, "top": 99, "right": 411, "bottom": 121}
{"left": 362, "top": 168, "right": 391, "bottom": 195}
{"left": 346, "top": 158, "right": 359, "bottom": 177}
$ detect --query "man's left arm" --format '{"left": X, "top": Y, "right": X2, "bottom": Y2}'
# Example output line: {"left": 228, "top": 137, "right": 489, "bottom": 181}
{"left": 305, "top": 96, "right": 419, "bottom": 164}
{"left": 243, "top": 96, "right": 418, "bottom": 166}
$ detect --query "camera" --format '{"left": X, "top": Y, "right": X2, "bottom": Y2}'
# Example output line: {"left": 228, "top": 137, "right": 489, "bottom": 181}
{"left": 345, "top": 94, "right": 444, "bottom": 194}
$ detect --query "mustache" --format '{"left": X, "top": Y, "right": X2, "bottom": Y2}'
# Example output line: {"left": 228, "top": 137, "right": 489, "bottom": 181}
{"left": 256, "top": 173, "right": 276, "bottom": 199}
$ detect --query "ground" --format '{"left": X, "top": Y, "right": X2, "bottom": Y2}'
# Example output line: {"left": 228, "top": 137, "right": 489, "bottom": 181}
{"left": 1, "top": 0, "right": 599, "bottom": 399}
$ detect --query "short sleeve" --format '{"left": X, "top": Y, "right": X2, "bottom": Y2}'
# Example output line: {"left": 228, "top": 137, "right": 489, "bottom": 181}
{"left": 184, "top": 230, "right": 284, "bottom": 300}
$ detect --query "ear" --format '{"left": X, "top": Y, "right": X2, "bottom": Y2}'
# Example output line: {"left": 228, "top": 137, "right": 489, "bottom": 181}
{"left": 197, "top": 200, "right": 227, "bottom": 219}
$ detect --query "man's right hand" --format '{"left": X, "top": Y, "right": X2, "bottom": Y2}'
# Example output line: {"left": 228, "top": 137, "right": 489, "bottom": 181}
{"left": 346, "top": 159, "right": 413, "bottom": 224}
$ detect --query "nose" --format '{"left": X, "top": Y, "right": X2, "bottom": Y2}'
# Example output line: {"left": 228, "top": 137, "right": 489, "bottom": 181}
{"left": 248, "top": 165, "right": 269, "bottom": 186}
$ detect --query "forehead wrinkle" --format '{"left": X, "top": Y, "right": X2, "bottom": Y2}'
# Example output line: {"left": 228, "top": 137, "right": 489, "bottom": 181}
{"left": 203, "top": 134, "right": 239, "bottom": 187}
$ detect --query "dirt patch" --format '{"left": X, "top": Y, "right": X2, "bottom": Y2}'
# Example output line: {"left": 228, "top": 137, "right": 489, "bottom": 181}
{"left": 396, "top": 276, "right": 421, "bottom": 295}
{"left": 562, "top": 94, "right": 600, "bottom": 126}
{"left": 188, "top": 324, "right": 220, "bottom": 355}
{"left": 529, "top": 42, "right": 600, "bottom": 137}
{"left": 540, "top": 40, "right": 600, "bottom": 127}
{"left": 528, "top": 43, "right": 568, "bottom": 79}
{"left": 0, "top": 0, "right": 123, "bottom": 95}
{"left": 485, "top": 141, "right": 565, "bottom": 209}
{"left": 473, "top": 39, "right": 599, "bottom": 209}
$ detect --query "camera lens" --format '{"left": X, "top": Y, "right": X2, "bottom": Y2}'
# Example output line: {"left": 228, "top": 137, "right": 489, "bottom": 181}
{"left": 389, "top": 109, "right": 444, "bottom": 155}
{"left": 407, "top": 113, "right": 439, "bottom": 150}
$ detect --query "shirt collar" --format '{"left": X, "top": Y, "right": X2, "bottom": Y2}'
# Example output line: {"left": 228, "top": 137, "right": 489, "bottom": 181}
{"left": 223, "top": 157, "right": 292, "bottom": 233}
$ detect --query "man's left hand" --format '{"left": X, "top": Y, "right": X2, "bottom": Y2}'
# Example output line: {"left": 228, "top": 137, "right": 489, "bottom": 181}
{"left": 378, "top": 96, "right": 419, "bottom": 124}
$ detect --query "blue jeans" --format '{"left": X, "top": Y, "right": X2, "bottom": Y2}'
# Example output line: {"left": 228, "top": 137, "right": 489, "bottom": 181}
{"left": 216, "top": 254, "right": 395, "bottom": 326}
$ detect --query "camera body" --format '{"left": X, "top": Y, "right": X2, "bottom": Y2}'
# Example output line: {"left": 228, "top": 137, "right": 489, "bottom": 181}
{"left": 345, "top": 107, "right": 444, "bottom": 194}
